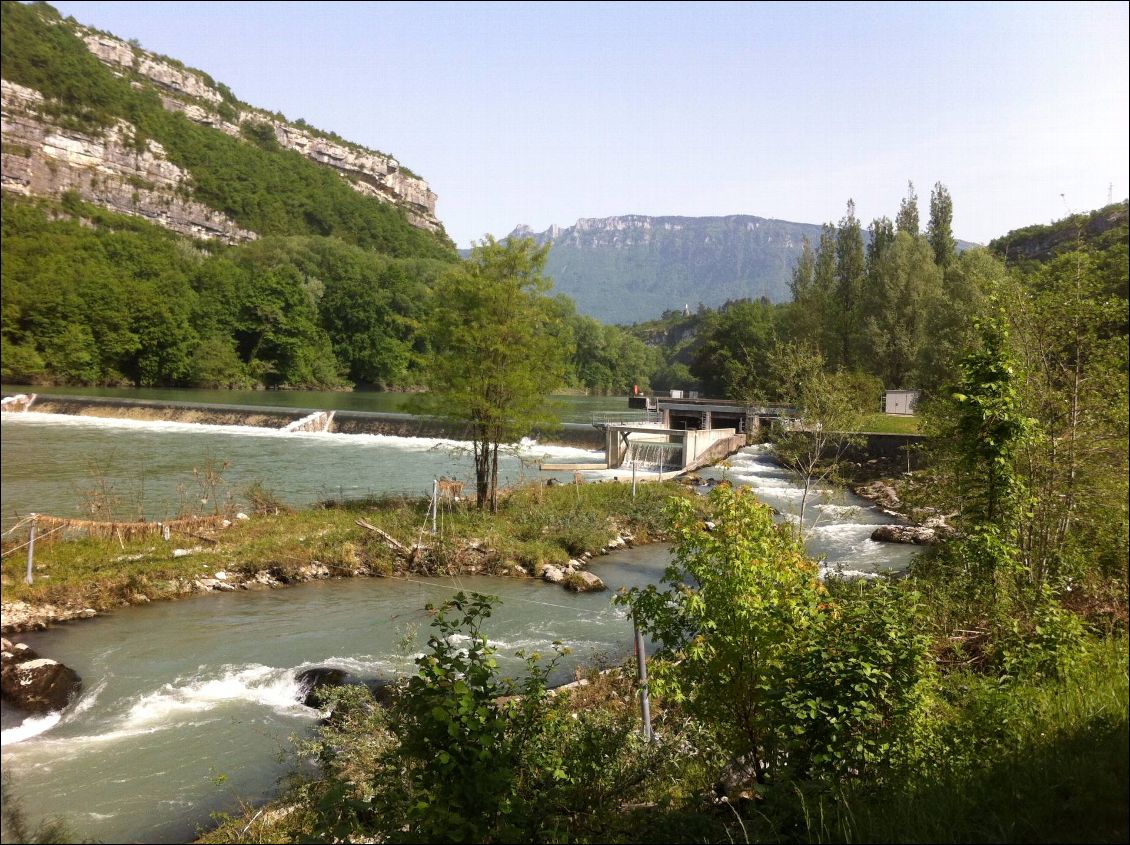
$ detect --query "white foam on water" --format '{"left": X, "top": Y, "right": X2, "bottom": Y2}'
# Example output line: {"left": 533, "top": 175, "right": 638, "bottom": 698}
{"left": 0, "top": 677, "right": 108, "bottom": 747}
{"left": 820, "top": 567, "right": 880, "bottom": 580}
{"left": 3, "top": 411, "right": 604, "bottom": 462}
{"left": 0, "top": 712, "right": 62, "bottom": 746}
{"left": 63, "top": 678, "right": 107, "bottom": 722}
{"left": 809, "top": 522, "right": 875, "bottom": 539}
{"left": 295, "top": 655, "right": 398, "bottom": 678}
{"left": 582, "top": 467, "right": 666, "bottom": 482}
{"left": 814, "top": 503, "right": 861, "bottom": 517}
{"left": 124, "top": 664, "right": 313, "bottom": 726}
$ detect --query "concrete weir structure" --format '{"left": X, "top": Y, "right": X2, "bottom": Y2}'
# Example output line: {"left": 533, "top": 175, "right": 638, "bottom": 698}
{"left": 542, "top": 398, "right": 751, "bottom": 477}
{"left": 600, "top": 422, "right": 747, "bottom": 475}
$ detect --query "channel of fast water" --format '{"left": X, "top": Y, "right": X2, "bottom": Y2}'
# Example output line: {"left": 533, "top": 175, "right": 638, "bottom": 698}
{"left": 1, "top": 397, "right": 916, "bottom": 843}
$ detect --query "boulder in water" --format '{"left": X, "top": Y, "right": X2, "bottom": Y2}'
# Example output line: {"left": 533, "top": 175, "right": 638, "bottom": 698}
{"left": 1, "top": 654, "right": 82, "bottom": 713}
{"left": 871, "top": 524, "right": 937, "bottom": 545}
{"left": 298, "top": 667, "right": 397, "bottom": 709}
{"left": 854, "top": 481, "right": 901, "bottom": 510}
{"left": 541, "top": 564, "right": 565, "bottom": 584}
{"left": 363, "top": 678, "right": 396, "bottom": 707}
{"left": 296, "top": 667, "right": 348, "bottom": 707}
{"left": 564, "top": 571, "right": 606, "bottom": 593}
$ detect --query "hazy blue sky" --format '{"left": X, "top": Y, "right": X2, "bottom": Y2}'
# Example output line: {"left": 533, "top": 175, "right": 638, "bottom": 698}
{"left": 50, "top": 1, "right": 1129, "bottom": 247}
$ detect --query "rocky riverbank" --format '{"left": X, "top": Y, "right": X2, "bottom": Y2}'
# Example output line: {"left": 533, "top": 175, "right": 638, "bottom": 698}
{"left": 851, "top": 475, "right": 956, "bottom": 546}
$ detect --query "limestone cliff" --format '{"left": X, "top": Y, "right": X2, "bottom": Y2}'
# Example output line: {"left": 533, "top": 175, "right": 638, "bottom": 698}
{"left": 1, "top": 20, "right": 440, "bottom": 240}
{"left": 508, "top": 214, "right": 824, "bottom": 323}
{"left": 1, "top": 80, "right": 256, "bottom": 242}
{"left": 80, "top": 30, "right": 440, "bottom": 232}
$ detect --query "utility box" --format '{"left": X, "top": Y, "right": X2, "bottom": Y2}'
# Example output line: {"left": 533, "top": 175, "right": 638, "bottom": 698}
{"left": 882, "top": 389, "right": 920, "bottom": 416}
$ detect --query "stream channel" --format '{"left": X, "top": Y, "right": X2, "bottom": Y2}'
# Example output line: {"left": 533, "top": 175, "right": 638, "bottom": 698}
{"left": 1, "top": 409, "right": 918, "bottom": 842}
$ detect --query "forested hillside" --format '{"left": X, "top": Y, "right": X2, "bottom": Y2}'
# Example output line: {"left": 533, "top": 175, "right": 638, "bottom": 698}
{"left": 1, "top": 1, "right": 659, "bottom": 394}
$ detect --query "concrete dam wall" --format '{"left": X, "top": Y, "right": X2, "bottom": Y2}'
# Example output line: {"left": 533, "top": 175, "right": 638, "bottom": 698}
{"left": 17, "top": 395, "right": 606, "bottom": 449}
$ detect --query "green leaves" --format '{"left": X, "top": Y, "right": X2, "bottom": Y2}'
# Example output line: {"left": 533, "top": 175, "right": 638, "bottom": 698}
{"left": 416, "top": 236, "right": 572, "bottom": 510}
{"left": 620, "top": 486, "right": 931, "bottom": 785}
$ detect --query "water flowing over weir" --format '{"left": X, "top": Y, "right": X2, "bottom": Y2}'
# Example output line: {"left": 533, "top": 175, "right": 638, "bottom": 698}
{"left": 620, "top": 439, "right": 683, "bottom": 473}
{"left": 1, "top": 413, "right": 918, "bottom": 842}
{"left": 0, "top": 412, "right": 607, "bottom": 529}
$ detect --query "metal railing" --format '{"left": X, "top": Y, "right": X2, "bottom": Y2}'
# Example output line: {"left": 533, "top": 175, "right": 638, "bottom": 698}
{"left": 591, "top": 410, "right": 662, "bottom": 428}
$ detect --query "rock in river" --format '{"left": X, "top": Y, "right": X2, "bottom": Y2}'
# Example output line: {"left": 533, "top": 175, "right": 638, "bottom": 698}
{"left": 564, "top": 571, "right": 606, "bottom": 593}
{"left": 1, "top": 644, "right": 82, "bottom": 714}
{"left": 871, "top": 524, "right": 937, "bottom": 545}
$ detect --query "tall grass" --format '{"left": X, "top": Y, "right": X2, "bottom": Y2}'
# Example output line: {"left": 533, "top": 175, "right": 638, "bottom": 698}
{"left": 807, "top": 636, "right": 1129, "bottom": 843}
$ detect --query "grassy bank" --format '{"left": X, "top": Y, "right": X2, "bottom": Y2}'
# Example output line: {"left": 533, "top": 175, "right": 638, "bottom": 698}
{"left": 0, "top": 481, "right": 695, "bottom": 628}
{"left": 809, "top": 635, "right": 1129, "bottom": 844}
{"left": 856, "top": 412, "right": 922, "bottom": 434}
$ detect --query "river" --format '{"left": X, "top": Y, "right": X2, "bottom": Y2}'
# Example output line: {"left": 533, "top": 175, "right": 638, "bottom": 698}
{"left": 0, "top": 547, "right": 671, "bottom": 843}
{"left": 1, "top": 399, "right": 916, "bottom": 842}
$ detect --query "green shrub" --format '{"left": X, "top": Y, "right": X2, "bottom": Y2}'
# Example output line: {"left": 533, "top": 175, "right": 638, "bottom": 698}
{"left": 620, "top": 486, "right": 932, "bottom": 788}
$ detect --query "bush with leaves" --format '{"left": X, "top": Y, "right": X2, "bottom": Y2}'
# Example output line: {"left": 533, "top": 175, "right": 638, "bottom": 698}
{"left": 298, "top": 592, "right": 661, "bottom": 844}
{"left": 619, "top": 486, "right": 932, "bottom": 789}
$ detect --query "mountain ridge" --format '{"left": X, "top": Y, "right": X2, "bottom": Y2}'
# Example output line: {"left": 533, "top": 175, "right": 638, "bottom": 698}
{"left": 487, "top": 213, "right": 977, "bottom": 324}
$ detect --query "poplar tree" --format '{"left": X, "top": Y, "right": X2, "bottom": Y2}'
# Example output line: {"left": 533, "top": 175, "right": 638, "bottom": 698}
{"left": 812, "top": 223, "right": 840, "bottom": 361}
{"left": 785, "top": 237, "right": 821, "bottom": 347}
{"left": 928, "top": 182, "right": 957, "bottom": 267}
{"left": 896, "top": 180, "right": 920, "bottom": 235}
{"left": 866, "top": 216, "right": 896, "bottom": 271}
{"left": 834, "top": 200, "right": 866, "bottom": 368}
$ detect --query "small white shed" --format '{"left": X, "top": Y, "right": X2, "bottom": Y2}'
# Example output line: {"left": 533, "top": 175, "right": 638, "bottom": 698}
{"left": 882, "top": 389, "right": 920, "bottom": 416}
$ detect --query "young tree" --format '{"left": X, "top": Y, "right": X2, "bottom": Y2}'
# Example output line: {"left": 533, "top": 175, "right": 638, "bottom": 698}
{"left": 768, "top": 342, "right": 865, "bottom": 531}
{"left": 620, "top": 486, "right": 931, "bottom": 784}
{"left": 419, "top": 236, "right": 571, "bottom": 511}
{"left": 1008, "top": 249, "right": 1129, "bottom": 585}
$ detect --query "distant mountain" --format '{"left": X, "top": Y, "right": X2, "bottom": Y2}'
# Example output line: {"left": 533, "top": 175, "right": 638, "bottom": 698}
{"left": 488, "top": 215, "right": 980, "bottom": 325}
{"left": 501, "top": 215, "right": 821, "bottom": 324}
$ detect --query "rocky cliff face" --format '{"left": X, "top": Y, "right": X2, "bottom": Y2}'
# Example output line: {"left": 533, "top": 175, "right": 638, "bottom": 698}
{"left": 1, "top": 80, "right": 256, "bottom": 242}
{"left": 990, "top": 201, "right": 1128, "bottom": 265}
{"left": 80, "top": 30, "right": 440, "bottom": 232}
{"left": 0, "top": 26, "right": 440, "bottom": 240}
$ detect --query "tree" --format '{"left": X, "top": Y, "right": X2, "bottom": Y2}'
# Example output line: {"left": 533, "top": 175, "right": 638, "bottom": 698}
{"left": 1007, "top": 248, "right": 1129, "bottom": 585}
{"left": 768, "top": 342, "right": 865, "bottom": 531}
{"left": 620, "top": 486, "right": 931, "bottom": 784}
{"left": 419, "top": 236, "right": 571, "bottom": 511}
{"left": 896, "top": 180, "right": 920, "bottom": 236}
{"left": 860, "top": 231, "right": 944, "bottom": 388}
{"left": 926, "top": 305, "right": 1035, "bottom": 607}
{"left": 690, "top": 299, "right": 779, "bottom": 401}
{"left": 833, "top": 200, "right": 867, "bottom": 368}
{"left": 928, "top": 182, "right": 956, "bottom": 268}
